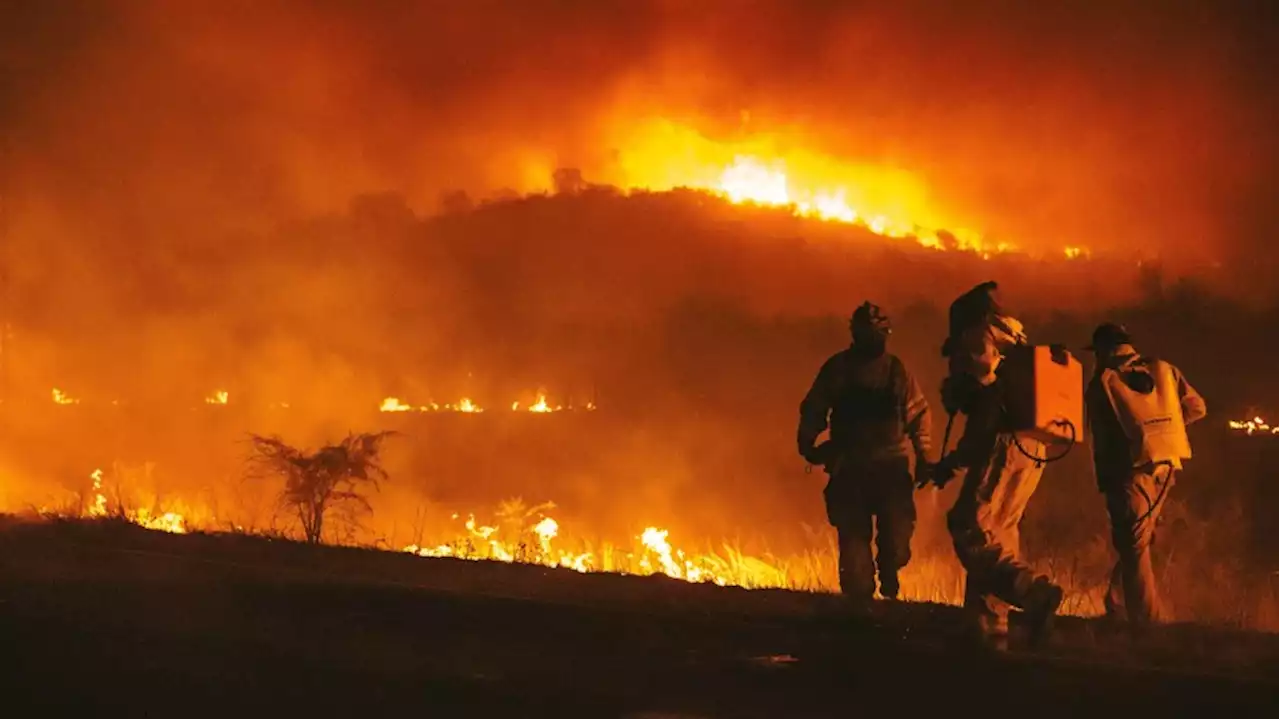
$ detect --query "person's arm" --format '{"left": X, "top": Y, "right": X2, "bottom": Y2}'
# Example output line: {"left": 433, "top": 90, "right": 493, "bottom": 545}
{"left": 934, "top": 381, "right": 1000, "bottom": 486}
{"left": 902, "top": 367, "right": 933, "bottom": 461}
{"left": 797, "top": 356, "right": 838, "bottom": 460}
{"left": 1173, "top": 365, "right": 1207, "bottom": 425}
{"left": 1085, "top": 377, "right": 1115, "bottom": 491}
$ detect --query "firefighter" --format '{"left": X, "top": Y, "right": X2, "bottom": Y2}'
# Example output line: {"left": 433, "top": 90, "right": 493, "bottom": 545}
{"left": 797, "top": 301, "right": 933, "bottom": 603}
{"left": 929, "top": 282, "right": 1062, "bottom": 649}
{"left": 939, "top": 281, "right": 1026, "bottom": 416}
{"left": 1084, "top": 322, "right": 1206, "bottom": 629}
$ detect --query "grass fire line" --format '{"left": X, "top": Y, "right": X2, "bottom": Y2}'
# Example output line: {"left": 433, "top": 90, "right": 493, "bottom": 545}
{"left": 11, "top": 468, "right": 1065, "bottom": 615}
{"left": 44, "top": 389, "right": 596, "bottom": 414}
{"left": 12, "top": 414, "right": 1278, "bottom": 624}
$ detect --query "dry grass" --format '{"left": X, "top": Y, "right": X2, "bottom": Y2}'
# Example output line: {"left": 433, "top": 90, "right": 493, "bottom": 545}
{"left": 14, "top": 465, "right": 1276, "bottom": 632}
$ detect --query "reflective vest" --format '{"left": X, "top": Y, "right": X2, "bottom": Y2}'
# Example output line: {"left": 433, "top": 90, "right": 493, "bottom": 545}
{"left": 1100, "top": 358, "right": 1191, "bottom": 467}
{"left": 829, "top": 353, "right": 908, "bottom": 454}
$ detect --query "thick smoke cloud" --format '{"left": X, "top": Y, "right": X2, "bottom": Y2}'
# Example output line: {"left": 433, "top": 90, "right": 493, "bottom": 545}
{"left": 2, "top": 1, "right": 1275, "bottom": 271}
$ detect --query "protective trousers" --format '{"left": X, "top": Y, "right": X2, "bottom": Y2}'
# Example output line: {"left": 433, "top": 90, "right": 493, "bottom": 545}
{"left": 1104, "top": 463, "right": 1175, "bottom": 625}
{"left": 947, "top": 434, "right": 1047, "bottom": 638}
{"left": 824, "top": 456, "right": 916, "bottom": 600}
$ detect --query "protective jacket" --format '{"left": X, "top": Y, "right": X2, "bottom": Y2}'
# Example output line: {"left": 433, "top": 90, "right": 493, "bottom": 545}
{"left": 798, "top": 347, "right": 932, "bottom": 461}
{"left": 1086, "top": 346, "right": 1206, "bottom": 479}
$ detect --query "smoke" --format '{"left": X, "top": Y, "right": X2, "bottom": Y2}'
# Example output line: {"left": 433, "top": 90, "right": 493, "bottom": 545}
{"left": 3, "top": 1, "right": 1275, "bottom": 264}
{"left": 0, "top": 1, "right": 1275, "bottom": 596}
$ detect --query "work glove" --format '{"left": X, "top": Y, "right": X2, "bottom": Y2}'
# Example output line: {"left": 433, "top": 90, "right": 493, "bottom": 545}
{"left": 924, "top": 455, "right": 962, "bottom": 490}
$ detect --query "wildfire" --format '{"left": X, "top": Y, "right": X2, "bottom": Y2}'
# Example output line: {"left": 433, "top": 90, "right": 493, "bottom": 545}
{"left": 403, "top": 507, "right": 776, "bottom": 588}
{"left": 1228, "top": 416, "right": 1279, "bottom": 436}
{"left": 637, "top": 527, "right": 726, "bottom": 585}
{"left": 607, "top": 119, "right": 1053, "bottom": 256}
{"left": 35, "top": 390, "right": 592, "bottom": 412}
{"left": 88, "top": 468, "right": 108, "bottom": 517}
{"left": 19, "top": 471, "right": 1100, "bottom": 614}
{"left": 83, "top": 467, "right": 188, "bottom": 534}
{"left": 51, "top": 388, "right": 79, "bottom": 405}
{"left": 383, "top": 394, "right": 594, "bottom": 414}
{"left": 513, "top": 393, "right": 560, "bottom": 413}
{"left": 380, "top": 396, "right": 483, "bottom": 413}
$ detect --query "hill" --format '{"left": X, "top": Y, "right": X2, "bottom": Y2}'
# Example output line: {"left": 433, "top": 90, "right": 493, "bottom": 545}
{"left": 0, "top": 518, "right": 1274, "bottom": 717}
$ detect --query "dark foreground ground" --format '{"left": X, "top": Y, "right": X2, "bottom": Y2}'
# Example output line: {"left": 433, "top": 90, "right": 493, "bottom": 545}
{"left": 0, "top": 518, "right": 1275, "bottom": 718}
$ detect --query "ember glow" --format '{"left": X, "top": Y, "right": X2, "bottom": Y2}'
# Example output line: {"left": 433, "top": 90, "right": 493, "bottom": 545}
{"left": 205, "top": 390, "right": 230, "bottom": 405}
{"left": 1228, "top": 416, "right": 1279, "bottom": 435}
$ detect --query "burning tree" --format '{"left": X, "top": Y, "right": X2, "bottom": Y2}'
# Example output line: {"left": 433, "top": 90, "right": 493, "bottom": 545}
{"left": 247, "top": 431, "right": 395, "bottom": 544}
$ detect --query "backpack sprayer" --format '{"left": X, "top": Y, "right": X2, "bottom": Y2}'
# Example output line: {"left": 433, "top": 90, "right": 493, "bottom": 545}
{"left": 929, "top": 343, "right": 1083, "bottom": 485}
{"left": 1002, "top": 344, "right": 1083, "bottom": 466}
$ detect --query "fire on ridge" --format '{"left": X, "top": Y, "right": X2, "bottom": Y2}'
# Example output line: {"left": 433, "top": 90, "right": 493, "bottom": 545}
{"left": 599, "top": 119, "right": 1092, "bottom": 259}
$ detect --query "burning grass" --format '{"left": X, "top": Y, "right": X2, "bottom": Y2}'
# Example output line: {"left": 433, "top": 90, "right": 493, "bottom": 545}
{"left": 6, "top": 412, "right": 1277, "bottom": 633}
{"left": 22, "top": 472, "right": 1276, "bottom": 632}
{"left": 1228, "top": 416, "right": 1279, "bottom": 436}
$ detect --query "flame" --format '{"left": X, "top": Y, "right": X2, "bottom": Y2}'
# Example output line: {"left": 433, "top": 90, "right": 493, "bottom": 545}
{"left": 38, "top": 390, "right": 596, "bottom": 413}
{"left": 382, "top": 393, "right": 590, "bottom": 413}
{"left": 638, "top": 526, "right": 726, "bottom": 586}
{"left": 83, "top": 467, "right": 187, "bottom": 534}
{"left": 88, "top": 468, "right": 107, "bottom": 517}
{"left": 449, "top": 398, "right": 483, "bottom": 413}
{"left": 526, "top": 393, "right": 557, "bottom": 413}
{"left": 403, "top": 509, "right": 752, "bottom": 587}
{"left": 51, "top": 388, "right": 80, "bottom": 405}
{"left": 18, "top": 467, "right": 1098, "bottom": 614}
{"left": 606, "top": 119, "right": 1050, "bottom": 255}
{"left": 1228, "top": 416, "right": 1279, "bottom": 436}
{"left": 380, "top": 397, "right": 413, "bottom": 412}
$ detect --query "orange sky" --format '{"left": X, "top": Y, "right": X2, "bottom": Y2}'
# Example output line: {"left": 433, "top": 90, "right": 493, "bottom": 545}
{"left": 1, "top": 0, "right": 1273, "bottom": 271}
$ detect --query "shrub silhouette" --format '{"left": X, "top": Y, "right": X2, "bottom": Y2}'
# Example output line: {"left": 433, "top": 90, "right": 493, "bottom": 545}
{"left": 248, "top": 431, "right": 395, "bottom": 544}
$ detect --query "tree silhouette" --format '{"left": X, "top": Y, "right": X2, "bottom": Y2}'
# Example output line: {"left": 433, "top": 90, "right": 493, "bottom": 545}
{"left": 248, "top": 431, "right": 395, "bottom": 544}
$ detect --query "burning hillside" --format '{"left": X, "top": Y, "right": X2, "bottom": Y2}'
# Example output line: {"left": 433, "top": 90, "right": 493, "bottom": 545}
{"left": 586, "top": 119, "right": 1091, "bottom": 260}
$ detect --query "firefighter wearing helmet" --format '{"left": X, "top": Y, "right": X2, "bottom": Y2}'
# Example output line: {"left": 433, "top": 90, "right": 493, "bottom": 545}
{"left": 797, "top": 301, "right": 933, "bottom": 604}
{"left": 930, "top": 281, "right": 1064, "bottom": 649}
{"left": 1084, "top": 322, "right": 1206, "bottom": 630}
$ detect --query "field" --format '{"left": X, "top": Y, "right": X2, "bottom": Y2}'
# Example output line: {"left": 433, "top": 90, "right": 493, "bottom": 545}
{"left": 1, "top": 517, "right": 1274, "bottom": 718}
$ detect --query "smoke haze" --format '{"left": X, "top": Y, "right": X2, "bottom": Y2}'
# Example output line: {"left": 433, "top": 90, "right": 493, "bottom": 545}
{"left": 0, "top": 1, "right": 1274, "bottom": 624}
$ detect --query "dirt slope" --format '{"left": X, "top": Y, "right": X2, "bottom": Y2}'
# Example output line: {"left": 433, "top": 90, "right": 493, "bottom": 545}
{"left": 0, "top": 519, "right": 1274, "bottom": 718}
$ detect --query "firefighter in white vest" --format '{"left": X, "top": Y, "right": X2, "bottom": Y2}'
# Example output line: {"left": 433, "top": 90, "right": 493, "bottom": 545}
{"left": 1084, "top": 323, "right": 1206, "bottom": 628}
